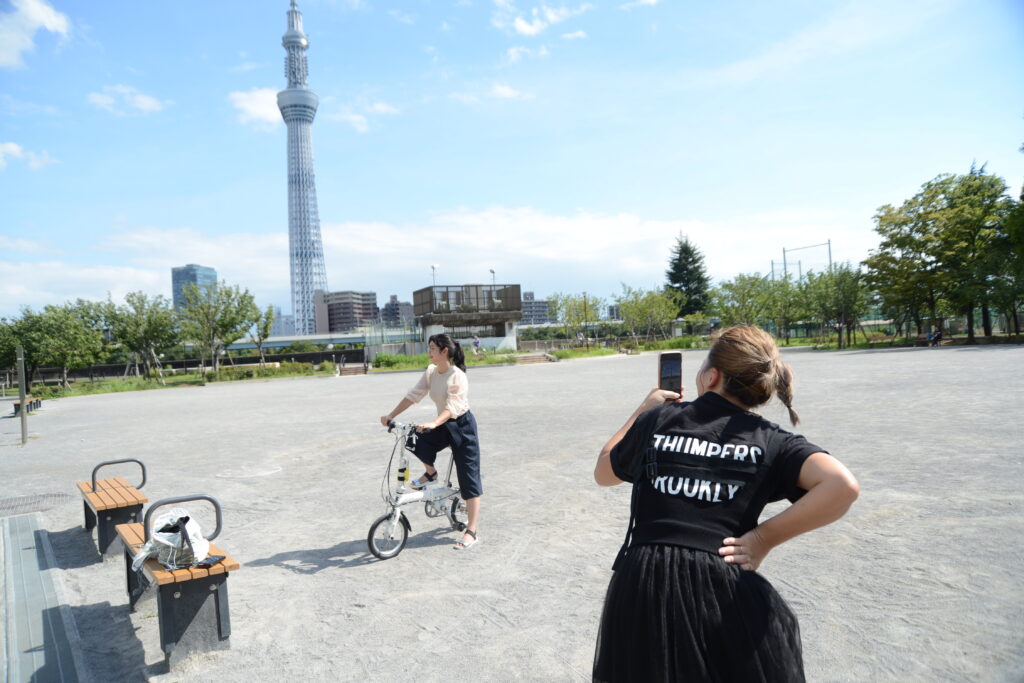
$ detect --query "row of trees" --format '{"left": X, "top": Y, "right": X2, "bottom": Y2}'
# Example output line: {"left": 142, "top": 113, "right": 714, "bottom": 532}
{"left": 540, "top": 165, "right": 1022, "bottom": 347}
{"left": 0, "top": 282, "right": 277, "bottom": 388}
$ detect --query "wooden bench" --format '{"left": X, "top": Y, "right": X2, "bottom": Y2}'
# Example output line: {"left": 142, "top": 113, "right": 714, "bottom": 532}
{"left": 76, "top": 459, "right": 148, "bottom": 554}
{"left": 116, "top": 495, "right": 239, "bottom": 669}
{"left": 12, "top": 396, "right": 41, "bottom": 416}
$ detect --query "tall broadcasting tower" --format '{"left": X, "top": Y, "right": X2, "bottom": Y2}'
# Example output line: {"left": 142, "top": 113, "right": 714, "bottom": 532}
{"left": 278, "top": 0, "right": 328, "bottom": 335}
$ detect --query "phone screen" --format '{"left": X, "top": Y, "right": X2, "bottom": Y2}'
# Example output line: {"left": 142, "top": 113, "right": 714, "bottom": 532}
{"left": 659, "top": 353, "right": 682, "bottom": 393}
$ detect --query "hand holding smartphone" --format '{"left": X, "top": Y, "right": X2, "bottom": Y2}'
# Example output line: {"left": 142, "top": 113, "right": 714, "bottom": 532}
{"left": 658, "top": 352, "right": 683, "bottom": 399}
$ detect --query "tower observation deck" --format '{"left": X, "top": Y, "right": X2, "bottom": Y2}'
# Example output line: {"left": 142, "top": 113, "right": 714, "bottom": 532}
{"left": 278, "top": 0, "right": 328, "bottom": 335}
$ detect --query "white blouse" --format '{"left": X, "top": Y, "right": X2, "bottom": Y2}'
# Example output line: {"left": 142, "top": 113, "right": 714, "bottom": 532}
{"left": 404, "top": 364, "right": 469, "bottom": 418}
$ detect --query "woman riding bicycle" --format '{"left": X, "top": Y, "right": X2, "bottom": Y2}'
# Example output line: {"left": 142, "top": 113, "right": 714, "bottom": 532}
{"left": 380, "top": 333, "right": 482, "bottom": 549}
{"left": 593, "top": 325, "right": 859, "bottom": 681}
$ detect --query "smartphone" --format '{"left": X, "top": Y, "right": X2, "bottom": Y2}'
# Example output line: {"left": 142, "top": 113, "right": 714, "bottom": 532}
{"left": 658, "top": 352, "right": 682, "bottom": 396}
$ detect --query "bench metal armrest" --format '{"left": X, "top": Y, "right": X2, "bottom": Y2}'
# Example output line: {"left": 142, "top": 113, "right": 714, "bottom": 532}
{"left": 91, "top": 458, "right": 147, "bottom": 492}
{"left": 143, "top": 495, "right": 224, "bottom": 542}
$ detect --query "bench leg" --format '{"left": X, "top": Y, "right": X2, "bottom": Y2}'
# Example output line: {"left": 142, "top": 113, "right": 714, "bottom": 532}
{"left": 96, "top": 504, "right": 143, "bottom": 555}
{"left": 158, "top": 574, "right": 231, "bottom": 669}
{"left": 83, "top": 501, "right": 97, "bottom": 531}
{"left": 122, "top": 544, "right": 149, "bottom": 612}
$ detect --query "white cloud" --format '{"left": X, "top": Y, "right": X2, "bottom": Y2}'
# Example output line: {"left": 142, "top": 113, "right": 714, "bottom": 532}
{"left": 0, "top": 236, "right": 46, "bottom": 252}
{"left": 0, "top": 142, "right": 24, "bottom": 169}
{"left": 26, "top": 149, "right": 56, "bottom": 169}
{"left": 506, "top": 45, "right": 548, "bottom": 63}
{"left": 388, "top": 9, "right": 415, "bottom": 24}
{"left": 228, "top": 88, "right": 281, "bottom": 130}
{"left": 490, "top": 83, "right": 534, "bottom": 100}
{"left": 498, "top": 3, "right": 593, "bottom": 36}
{"left": 681, "top": 0, "right": 953, "bottom": 88}
{"left": 87, "top": 85, "right": 168, "bottom": 115}
{"left": 0, "top": 207, "right": 875, "bottom": 319}
{"left": 620, "top": 0, "right": 658, "bottom": 9}
{"left": 561, "top": 30, "right": 586, "bottom": 39}
{"left": 368, "top": 101, "right": 399, "bottom": 114}
{"left": 513, "top": 15, "right": 547, "bottom": 36}
{"left": 0, "top": 142, "right": 56, "bottom": 171}
{"left": 0, "top": 0, "right": 70, "bottom": 69}
{"left": 329, "top": 109, "right": 370, "bottom": 133}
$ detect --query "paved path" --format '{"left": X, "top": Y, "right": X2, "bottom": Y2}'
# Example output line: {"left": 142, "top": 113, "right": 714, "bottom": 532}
{"left": 0, "top": 345, "right": 1022, "bottom": 681}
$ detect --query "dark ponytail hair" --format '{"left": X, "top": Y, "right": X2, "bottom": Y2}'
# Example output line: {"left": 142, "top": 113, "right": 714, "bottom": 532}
{"left": 428, "top": 333, "right": 467, "bottom": 372}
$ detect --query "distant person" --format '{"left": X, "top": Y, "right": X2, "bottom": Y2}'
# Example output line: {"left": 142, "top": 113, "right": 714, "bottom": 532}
{"left": 931, "top": 328, "right": 943, "bottom": 346}
{"left": 380, "top": 333, "right": 482, "bottom": 549}
{"left": 593, "top": 325, "right": 859, "bottom": 682}
{"left": 472, "top": 335, "right": 482, "bottom": 356}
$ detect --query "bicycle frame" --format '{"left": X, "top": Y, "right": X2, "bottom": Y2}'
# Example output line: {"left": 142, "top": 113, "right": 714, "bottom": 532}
{"left": 376, "top": 422, "right": 465, "bottom": 541}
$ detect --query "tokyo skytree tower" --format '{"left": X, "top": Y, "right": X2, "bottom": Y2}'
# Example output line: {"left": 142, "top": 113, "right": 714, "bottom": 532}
{"left": 278, "top": 0, "right": 328, "bottom": 335}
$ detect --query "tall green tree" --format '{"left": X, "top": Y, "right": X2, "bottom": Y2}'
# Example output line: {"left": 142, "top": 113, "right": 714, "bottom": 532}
{"left": 178, "top": 281, "right": 259, "bottom": 372}
{"left": 666, "top": 236, "right": 709, "bottom": 317}
{"left": 865, "top": 166, "right": 1014, "bottom": 342}
{"left": 710, "top": 273, "right": 770, "bottom": 326}
{"left": 109, "top": 292, "right": 179, "bottom": 384}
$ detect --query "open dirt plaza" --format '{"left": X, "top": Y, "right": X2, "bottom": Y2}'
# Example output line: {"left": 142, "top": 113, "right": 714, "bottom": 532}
{"left": 2, "top": 345, "right": 1022, "bottom": 681}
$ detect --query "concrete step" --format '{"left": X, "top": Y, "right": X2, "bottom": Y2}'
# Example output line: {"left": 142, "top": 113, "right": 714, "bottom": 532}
{"left": 516, "top": 353, "right": 555, "bottom": 365}
{"left": 336, "top": 365, "right": 367, "bottom": 376}
{"left": 1, "top": 513, "right": 84, "bottom": 682}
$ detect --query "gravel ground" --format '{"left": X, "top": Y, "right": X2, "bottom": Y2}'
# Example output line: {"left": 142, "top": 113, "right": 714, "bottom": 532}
{"left": 1, "top": 344, "right": 1022, "bottom": 682}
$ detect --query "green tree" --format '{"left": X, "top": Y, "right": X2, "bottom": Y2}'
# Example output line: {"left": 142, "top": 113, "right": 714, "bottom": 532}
{"left": 548, "top": 292, "right": 605, "bottom": 344}
{"left": 710, "top": 273, "right": 770, "bottom": 326}
{"left": 109, "top": 292, "right": 179, "bottom": 384}
{"left": 865, "top": 166, "right": 1014, "bottom": 342}
{"left": 178, "top": 281, "right": 259, "bottom": 372}
{"left": 666, "top": 236, "right": 709, "bottom": 317}
{"left": 34, "top": 302, "right": 106, "bottom": 388}
{"left": 251, "top": 305, "right": 277, "bottom": 367}
{"left": 802, "top": 264, "right": 870, "bottom": 348}
{"left": 616, "top": 285, "right": 681, "bottom": 341}
{"left": 763, "top": 275, "right": 807, "bottom": 344}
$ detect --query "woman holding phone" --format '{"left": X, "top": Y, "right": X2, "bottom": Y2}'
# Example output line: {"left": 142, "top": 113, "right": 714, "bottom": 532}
{"left": 380, "top": 333, "right": 482, "bottom": 549}
{"left": 593, "top": 325, "right": 859, "bottom": 682}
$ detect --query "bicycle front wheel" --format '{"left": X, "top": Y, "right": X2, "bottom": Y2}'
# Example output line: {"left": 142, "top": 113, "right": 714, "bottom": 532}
{"left": 367, "top": 513, "right": 408, "bottom": 559}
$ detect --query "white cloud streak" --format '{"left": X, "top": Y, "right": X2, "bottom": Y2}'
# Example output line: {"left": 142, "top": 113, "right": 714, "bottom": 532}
{"left": 0, "top": 207, "right": 874, "bottom": 318}
{"left": 0, "top": 0, "right": 70, "bottom": 69}
{"left": 620, "top": 0, "right": 658, "bottom": 10}
{"left": 682, "top": 0, "right": 953, "bottom": 88}
{"left": 0, "top": 141, "right": 57, "bottom": 171}
{"left": 228, "top": 88, "right": 281, "bottom": 130}
{"left": 494, "top": 2, "right": 594, "bottom": 37}
{"left": 561, "top": 29, "right": 587, "bottom": 39}
{"left": 87, "top": 85, "right": 168, "bottom": 115}
{"left": 490, "top": 83, "right": 534, "bottom": 99}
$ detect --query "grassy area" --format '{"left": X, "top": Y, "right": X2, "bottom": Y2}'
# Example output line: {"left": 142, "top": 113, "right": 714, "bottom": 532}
{"left": 551, "top": 348, "right": 616, "bottom": 360}
{"left": 371, "top": 351, "right": 519, "bottom": 372}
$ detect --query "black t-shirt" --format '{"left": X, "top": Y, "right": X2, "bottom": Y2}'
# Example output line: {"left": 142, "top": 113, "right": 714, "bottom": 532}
{"left": 610, "top": 391, "right": 826, "bottom": 555}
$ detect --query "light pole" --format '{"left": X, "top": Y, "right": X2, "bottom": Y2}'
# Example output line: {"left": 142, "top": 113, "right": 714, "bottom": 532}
{"left": 431, "top": 264, "right": 438, "bottom": 287}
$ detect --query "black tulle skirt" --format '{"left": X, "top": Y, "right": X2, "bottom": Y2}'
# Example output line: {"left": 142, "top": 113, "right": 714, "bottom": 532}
{"left": 593, "top": 544, "right": 804, "bottom": 683}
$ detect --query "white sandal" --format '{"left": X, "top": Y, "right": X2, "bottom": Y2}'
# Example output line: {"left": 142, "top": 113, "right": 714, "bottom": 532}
{"left": 409, "top": 470, "right": 438, "bottom": 490}
{"left": 454, "top": 529, "right": 478, "bottom": 550}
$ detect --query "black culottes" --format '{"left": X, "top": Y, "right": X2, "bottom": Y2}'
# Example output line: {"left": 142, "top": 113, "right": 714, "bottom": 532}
{"left": 413, "top": 411, "right": 483, "bottom": 499}
{"left": 593, "top": 543, "right": 804, "bottom": 683}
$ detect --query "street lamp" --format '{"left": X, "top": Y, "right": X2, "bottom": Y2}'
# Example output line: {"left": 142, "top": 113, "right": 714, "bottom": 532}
{"left": 431, "top": 264, "right": 438, "bottom": 287}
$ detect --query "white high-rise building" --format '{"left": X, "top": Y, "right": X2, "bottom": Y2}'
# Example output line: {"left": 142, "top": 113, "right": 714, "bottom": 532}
{"left": 278, "top": 0, "right": 328, "bottom": 335}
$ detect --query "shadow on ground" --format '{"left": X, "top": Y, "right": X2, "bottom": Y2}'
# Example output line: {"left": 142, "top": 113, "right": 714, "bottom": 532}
{"left": 247, "top": 527, "right": 456, "bottom": 573}
{"left": 46, "top": 525, "right": 104, "bottom": 570}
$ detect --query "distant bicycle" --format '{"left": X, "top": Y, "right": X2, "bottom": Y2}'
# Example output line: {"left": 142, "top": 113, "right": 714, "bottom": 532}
{"left": 367, "top": 421, "right": 467, "bottom": 560}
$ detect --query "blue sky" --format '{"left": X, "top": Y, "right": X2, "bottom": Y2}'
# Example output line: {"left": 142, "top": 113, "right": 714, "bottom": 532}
{"left": 1, "top": 0, "right": 1022, "bottom": 319}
